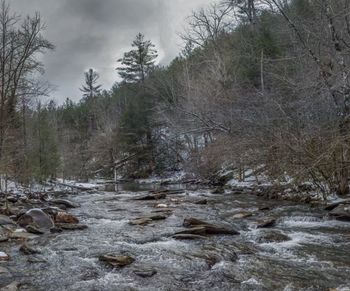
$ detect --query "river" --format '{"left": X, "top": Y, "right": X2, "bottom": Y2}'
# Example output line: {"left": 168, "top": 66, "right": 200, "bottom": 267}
{"left": 1, "top": 184, "right": 350, "bottom": 291}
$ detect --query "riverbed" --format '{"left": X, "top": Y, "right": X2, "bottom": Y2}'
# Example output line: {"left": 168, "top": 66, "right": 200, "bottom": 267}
{"left": 1, "top": 185, "right": 350, "bottom": 291}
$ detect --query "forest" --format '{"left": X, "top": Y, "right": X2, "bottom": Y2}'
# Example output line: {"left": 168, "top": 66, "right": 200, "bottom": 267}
{"left": 0, "top": 0, "right": 349, "bottom": 198}
{"left": 1, "top": 1, "right": 350, "bottom": 290}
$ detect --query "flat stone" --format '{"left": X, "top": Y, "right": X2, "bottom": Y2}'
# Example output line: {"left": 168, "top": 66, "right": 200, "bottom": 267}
{"left": 133, "top": 268, "right": 157, "bottom": 278}
{"left": 232, "top": 212, "right": 253, "bottom": 219}
{"left": 172, "top": 234, "right": 206, "bottom": 240}
{"left": 55, "top": 212, "right": 79, "bottom": 224}
{"left": 99, "top": 255, "right": 135, "bottom": 267}
{"left": 129, "top": 218, "right": 152, "bottom": 226}
{"left": 0, "top": 215, "right": 15, "bottom": 226}
{"left": 256, "top": 218, "right": 276, "bottom": 228}
{"left": 182, "top": 218, "right": 239, "bottom": 235}
{"left": 9, "top": 230, "right": 38, "bottom": 240}
{"left": 0, "top": 251, "right": 9, "bottom": 261}
{"left": 0, "top": 281, "right": 19, "bottom": 291}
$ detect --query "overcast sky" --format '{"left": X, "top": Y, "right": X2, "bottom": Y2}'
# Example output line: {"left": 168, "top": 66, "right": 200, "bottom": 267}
{"left": 10, "top": 0, "right": 212, "bottom": 103}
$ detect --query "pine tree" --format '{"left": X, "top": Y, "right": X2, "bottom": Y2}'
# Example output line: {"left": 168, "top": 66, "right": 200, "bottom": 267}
{"left": 117, "top": 33, "right": 158, "bottom": 83}
{"left": 80, "top": 68, "right": 102, "bottom": 99}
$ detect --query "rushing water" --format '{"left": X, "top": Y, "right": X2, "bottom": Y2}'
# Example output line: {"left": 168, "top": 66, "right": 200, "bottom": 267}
{"left": 1, "top": 184, "right": 350, "bottom": 291}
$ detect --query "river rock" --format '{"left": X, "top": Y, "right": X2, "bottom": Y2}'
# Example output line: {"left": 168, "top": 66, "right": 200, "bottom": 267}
{"left": 172, "top": 233, "right": 206, "bottom": 240}
{"left": 232, "top": 211, "right": 253, "bottom": 219}
{"left": 17, "top": 209, "right": 54, "bottom": 233}
{"left": 50, "top": 199, "right": 80, "bottom": 208}
{"left": 181, "top": 218, "right": 239, "bottom": 235}
{"left": 129, "top": 218, "right": 152, "bottom": 226}
{"left": 0, "top": 282, "right": 19, "bottom": 291}
{"left": 134, "top": 193, "right": 166, "bottom": 201}
{"left": 0, "top": 251, "right": 9, "bottom": 261}
{"left": 25, "top": 224, "right": 45, "bottom": 234}
{"left": 256, "top": 217, "right": 276, "bottom": 228}
{"left": 155, "top": 204, "right": 168, "bottom": 208}
{"left": 9, "top": 229, "right": 38, "bottom": 240}
{"left": 133, "top": 268, "right": 157, "bottom": 278}
{"left": 55, "top": 223, "right": 88, "bottom": 230}
{"left": 0, "top": 215, "right": 15, "bottom": 226}
{"left": 55, "top": 212, "right": 79, "bottom": 224}
{"left": 19, "top": 243, "right": 40, "bottom": 255}
{"left": 193, "top": 199, "right": 208, "bottom": 205}
{"left": 329, "top": 204, "right": 350, "bottom": 221}
{"left": 99, "top": 255, "right": 135, "bottom": 267}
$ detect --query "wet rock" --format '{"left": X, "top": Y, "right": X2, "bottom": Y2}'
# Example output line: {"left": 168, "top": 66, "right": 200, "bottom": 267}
{"left": 50, "top": 199, "right": 80, "bottom": 208}
{"left": 0, "top": 215, "right": 15, "bottom": 226}
{"left": 55, "top": 212, "right": 79, "bottom": 224}
{"left": 19, "top": 243, "right": 40, "bottom": 255}
{"left": 172, "top": 233, "right": 206, "bottom": 240}
{"left": 9, "top": 229, "right": 38, "bottom": 240}
{"left": 181, "top": 218, "right": 239, "bottom": 235}
{"left": 0, "top": 251, "right": 9, "bottom": 261}
{"left": 193, "top": 199, "right": 208, "bottom": 205}
{"left": 211, "top": 187, "right": 225, "bottom": 194}
{"left": 0, "top": 266, "right": 10, "bottom": 276}
{"left": 50, "top": 226, "right": 63, "bottom": 233}
{"left": 134, "top": 193, "right": 166, "bottom": 200}
{"left": 55, "top": 223, "right": 88, "bottom": 230}
{"left": 175, "top": 226, "right": 207, "bottom": 235}
{"left": 25, "top": 224, "right": 45, "bottom": 234}
{"left": 99, "top": 255, "right": 135, "bottom": 267}
{"left": 129, "top": 218, "right": 152, "bottom": 226}
{"left": 329, "top": 204, "right": 350, "bottom": 221}
{"left": 17, "top": 209, "right": 54, "bottom": 233}
{"left": 0, "top": 282, "right": 19, "bottom": 291}
{"left": 133, "top": 268, "right": 157, "bottom": 278}
{"left": 144, "top": 214, "right": 168, "bottom": 221}
{"left": 232, "top": 212, "right": 253, "bottom": 219}
{"left": 256, "top": 217, "right": 276, "bottom": 228}
{"left": 155, "top": 204, "right": 168, "bottom": 208}
{"left": 256, "top": 231, "right": 290, "bottom": 243}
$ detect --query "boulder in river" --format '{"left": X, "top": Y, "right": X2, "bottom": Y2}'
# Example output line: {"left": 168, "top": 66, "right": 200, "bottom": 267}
{"left": 99, "top": 255, "right": 135, "bottom": 267}
{"left": 54, "top": 212, "right": 79, "bottom": 224}
{"left": 17, "top": 209, "right": 54, "bottom": 233}
{"left": 256, "top": 217, "right": 276, "bottom": 228}
{"left": 329, "top": 204, "right": 350, "bottom": 221}
{"left": 129, "top": 218, "right": 152, "bottom": 226}
{"left": 181, "top": 218, "right": 239, "bottom": 235}
{"left": 193, "top": 199, "right": 208, "bottom": 205}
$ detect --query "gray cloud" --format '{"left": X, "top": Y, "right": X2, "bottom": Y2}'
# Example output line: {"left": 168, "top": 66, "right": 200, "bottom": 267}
{"left": 10, "top": 0, "right": 211, "bottom": 102}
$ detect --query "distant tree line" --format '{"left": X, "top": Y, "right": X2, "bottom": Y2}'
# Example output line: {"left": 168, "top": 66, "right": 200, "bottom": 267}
{"left": 1, "top": 0, "right": 350, "bottom": 197}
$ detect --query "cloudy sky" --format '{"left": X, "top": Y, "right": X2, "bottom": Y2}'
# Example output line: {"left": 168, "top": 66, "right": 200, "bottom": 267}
{"left": 10, "top": 0, "right": 212, "bottom": 102}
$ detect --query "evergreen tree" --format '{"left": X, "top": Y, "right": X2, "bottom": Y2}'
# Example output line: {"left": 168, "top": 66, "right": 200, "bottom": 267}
{"left": 117, "top": 33, "right": 158, "bottom": 83}
{"left": 80, "top": 68, "right": 102, "bottom": 99}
